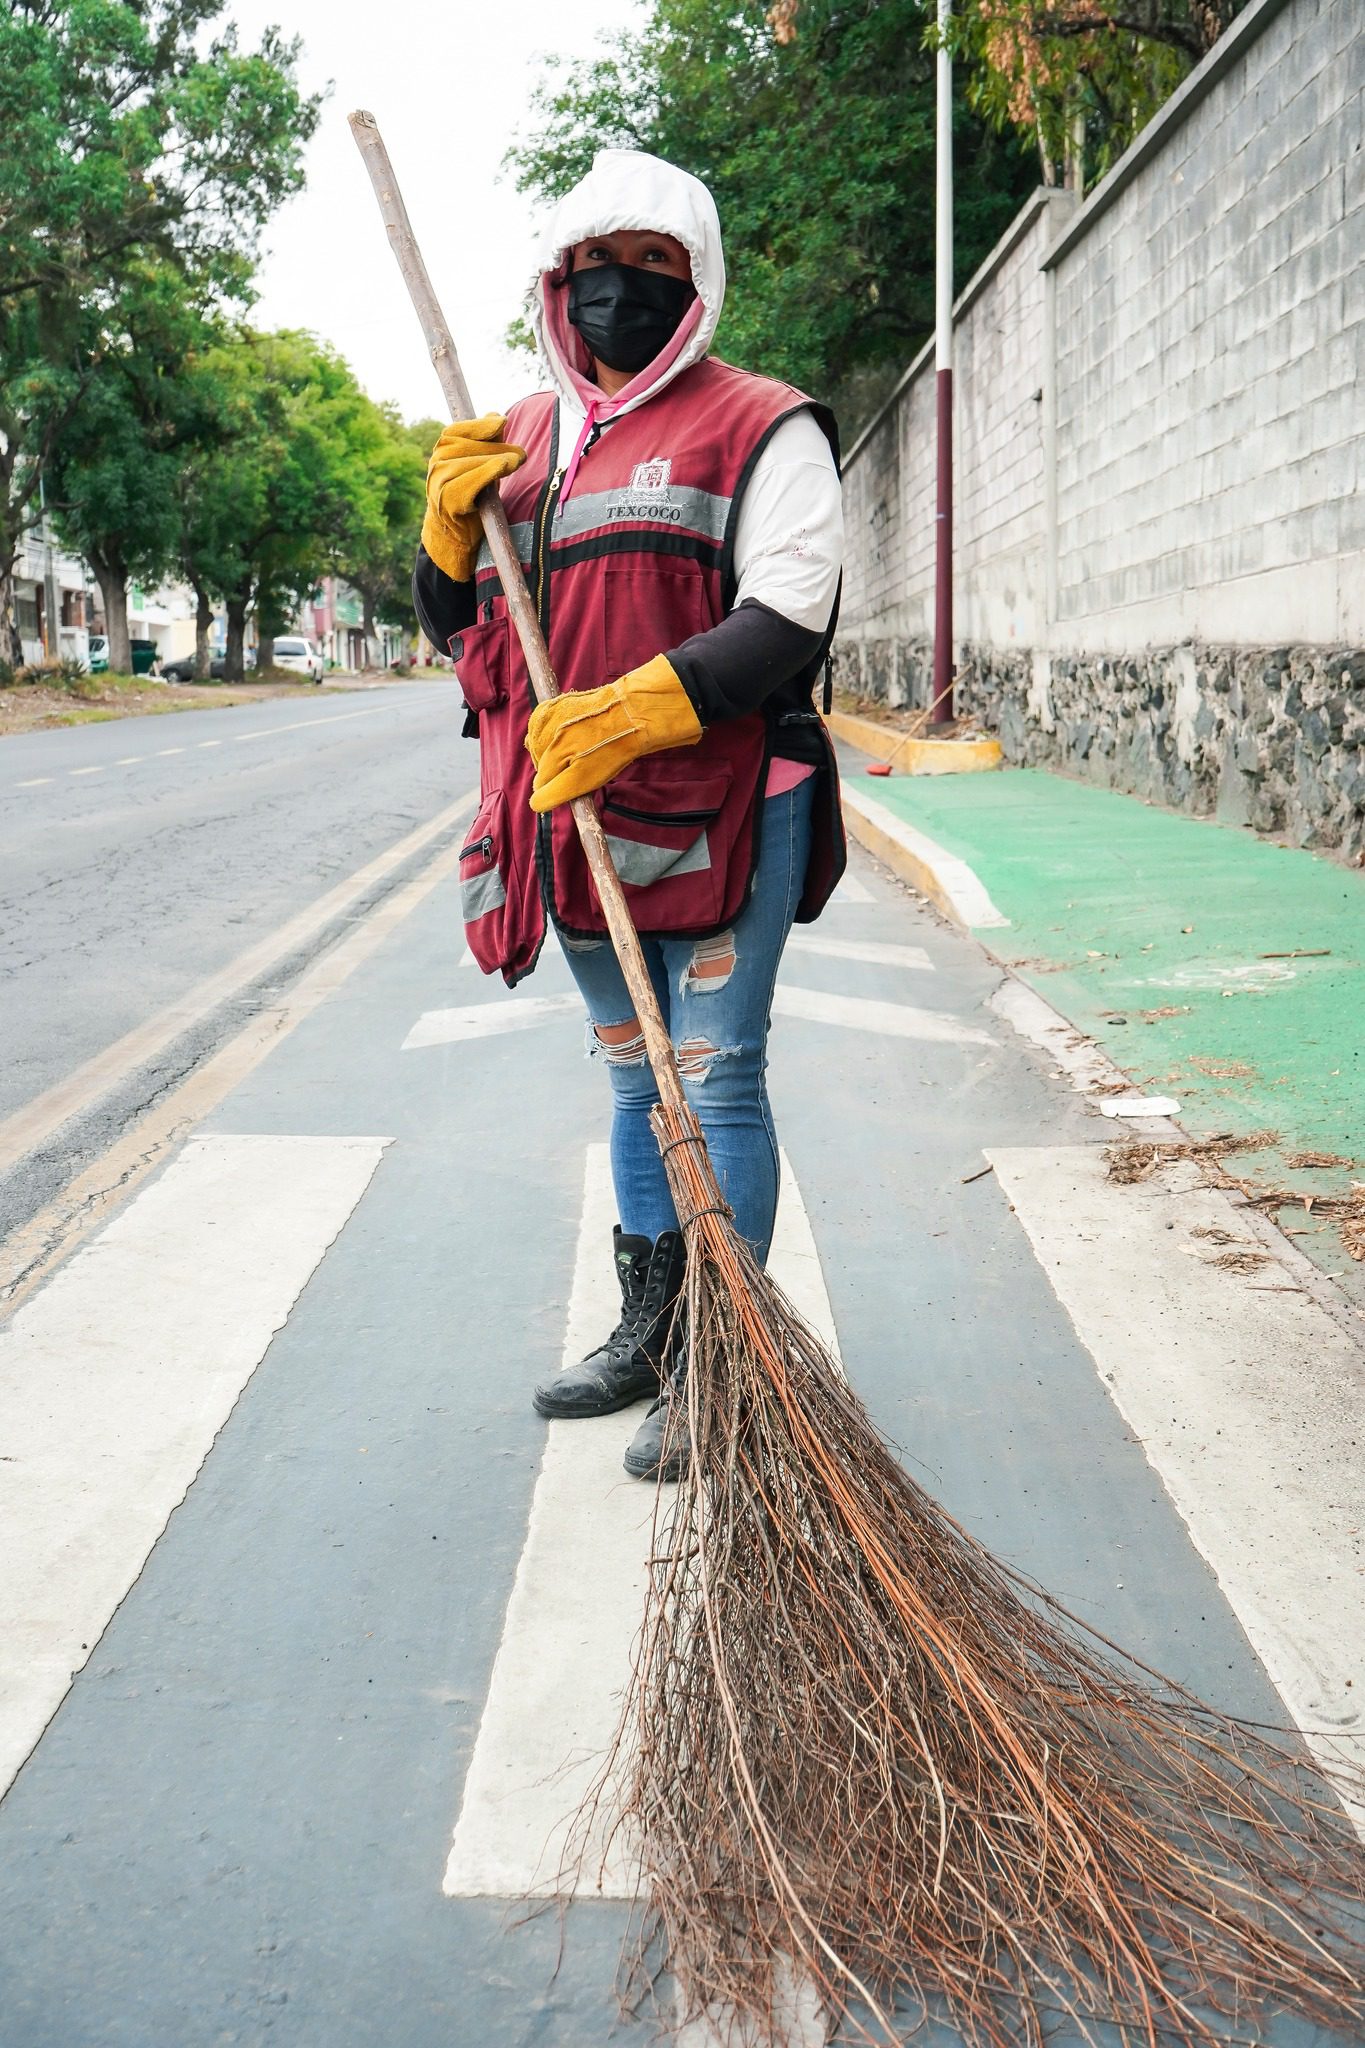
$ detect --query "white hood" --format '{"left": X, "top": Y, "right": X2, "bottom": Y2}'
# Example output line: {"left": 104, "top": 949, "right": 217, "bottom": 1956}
{"left": 529, "top": 149, "right": 726, "bottom": 420}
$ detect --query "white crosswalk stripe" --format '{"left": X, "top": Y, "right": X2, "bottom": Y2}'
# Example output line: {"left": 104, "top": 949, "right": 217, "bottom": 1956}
{"left": 0, "top": 1133, "right": 388, "bottom": 1797}
{"left": 772, "top": 985, "right": 992, "bottom": 1044}
{"left": 830, "top": 870, "right": 873, "bottom": 904}
{"left": 408, "top": 978, "right": 981, "bottom": 1056}
{"left": 989, "top": 1143, "right": 1365, "bottom": 1826}
{"left": 443, "top": 1144, "right": 839, "bottom": 1906}
{"left": 785, "top": 934, "right": 933, "bottom": 971}
{"left": 401, "top": 994, "right": 582, "bottom": 1047}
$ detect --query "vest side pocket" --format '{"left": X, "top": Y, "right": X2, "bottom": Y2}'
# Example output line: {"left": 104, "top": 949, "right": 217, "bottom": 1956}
{"left": 598, "top": 765, "right": 732, "bottom": 909}
{"left": 459, "top": 789, "right": 515, "bottom": 973}
{"left": 451, "top": 614, "right": 512, "bottom": 712}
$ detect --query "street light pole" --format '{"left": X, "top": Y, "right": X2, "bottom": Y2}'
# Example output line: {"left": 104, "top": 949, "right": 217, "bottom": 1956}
{"left": 38, "top": 475, "right": 61, "bottom": 666}
{"left": 933, "top": 0, "right": 954, "bottom": 725}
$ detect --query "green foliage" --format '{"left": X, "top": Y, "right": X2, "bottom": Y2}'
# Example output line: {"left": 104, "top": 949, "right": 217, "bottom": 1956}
{"left": 0, "top": 0, "right": 321, "bottom": 658}
{"left": 12, "top": 656, "right": 99, "bottom": 692}
{"left": 339, "top": 412, "right": 439, "bottom": 639}
{"left": 178, "top": 331, "right": 379, "bottom": 650}
{"left": 165, "top": 329, "right": 427, "bottom": 673}
{"left": 49, "top": 278, "right": 215, "bottom": 598}
{"left": 0, "top": 0, "right": 319, "bottom": 310}
{"left": 944, "top": 2, "right": 1248, "bottom": 187}
{"left": 508, "top": 0, "right": 1036, "bottom": 431}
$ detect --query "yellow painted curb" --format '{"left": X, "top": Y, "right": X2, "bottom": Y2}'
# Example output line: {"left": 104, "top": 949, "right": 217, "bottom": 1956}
{"left": 840, "top": 795, "right": 957, "bottom": 923}
{"left": 839, "top": 784, "right": 1011, "bottom": 931}
{"left": 826, "top": 708, "right": 1002, "bottom": 775}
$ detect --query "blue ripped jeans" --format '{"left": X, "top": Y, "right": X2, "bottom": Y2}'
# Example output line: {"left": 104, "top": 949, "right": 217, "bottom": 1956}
{"left": 559, "top": 779, "right": 814, "bottom": 1265}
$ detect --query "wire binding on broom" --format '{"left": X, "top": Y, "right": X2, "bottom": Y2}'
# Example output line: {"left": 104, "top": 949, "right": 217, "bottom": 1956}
{"left": 566, "top": 1098, "right": 1365, "bottom": 2048}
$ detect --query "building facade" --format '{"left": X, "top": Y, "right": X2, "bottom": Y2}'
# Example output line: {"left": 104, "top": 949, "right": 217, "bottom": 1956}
{"left": 13, "top": 524, "right": 95, "bottom": 668}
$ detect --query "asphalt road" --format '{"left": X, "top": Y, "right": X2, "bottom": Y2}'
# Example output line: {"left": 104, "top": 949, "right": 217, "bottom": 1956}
{"left": 3, "top": 787, "right": 1357, "bottom": 2045}
{"left": 0, "top": 681, "right": 475, "bottom": 1240}
{"left": 1, "top": 709, "right": 1359, "bottom": 2045}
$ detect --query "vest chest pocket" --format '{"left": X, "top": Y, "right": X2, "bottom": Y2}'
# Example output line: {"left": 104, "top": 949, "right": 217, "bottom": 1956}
{"left": 602, "top": 557, "right": 715, "bottom": 678}
{"left": 451, "top": 613, "right": 512, "bottom": 712}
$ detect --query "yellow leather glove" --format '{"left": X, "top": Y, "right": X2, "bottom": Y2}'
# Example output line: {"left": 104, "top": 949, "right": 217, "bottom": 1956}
{"left": 526, "top": 656, "right": 704, "bottom": 812}
{"left": 421, "top": 415, "right": 526, "bottom": 583}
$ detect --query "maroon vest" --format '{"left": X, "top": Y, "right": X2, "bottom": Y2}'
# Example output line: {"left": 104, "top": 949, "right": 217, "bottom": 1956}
{"left": 454, "top": 356, "right": 837, "bottom": 985}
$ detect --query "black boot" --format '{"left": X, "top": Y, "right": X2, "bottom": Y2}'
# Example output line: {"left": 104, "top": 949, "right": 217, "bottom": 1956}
{"left": 533, "top": 1227, "right": 685, "bottom": 1419}
{"left": 623, "top": 1313, "right": 690, "bottom": 1482}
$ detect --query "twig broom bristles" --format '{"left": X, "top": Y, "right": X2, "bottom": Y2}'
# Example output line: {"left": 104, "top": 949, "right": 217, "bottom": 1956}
{"left": 350, "top": 114, "right": 1365, "bottom": 2047}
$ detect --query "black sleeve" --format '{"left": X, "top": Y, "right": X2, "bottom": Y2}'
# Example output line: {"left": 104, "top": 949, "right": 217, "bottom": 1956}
{"left": 413, "top": 545, "right": 478, "bottom": 652}
{"left": 666, "top": 598, "right": 826, "bottom": 725}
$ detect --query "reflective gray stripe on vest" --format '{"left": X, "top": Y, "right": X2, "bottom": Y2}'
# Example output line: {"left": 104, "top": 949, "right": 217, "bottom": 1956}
{"left": 475, "top": 521, "right": 534, "bottom": 574}
{"left": 461, "top": 868, "right": 507, "bottom": 920}
{"left": 474, "top": 487, "right": 726, "bottom": 574}
{"left": 551, "top": 485, "right": 729, "bottom": 546}
{"left": 604, "top": 830, "right": 712, "bottom": 889}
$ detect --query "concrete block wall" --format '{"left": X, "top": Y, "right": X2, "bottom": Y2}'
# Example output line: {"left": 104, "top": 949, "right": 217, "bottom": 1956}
{"left": 834, "top": 0, "right": 1365, "bottom": 857}
{"left": 1050, "top": 0, "right": 1363, "bottom": 642}
{"left": 837, "top": 192, "right": 1067, "bottom": 709}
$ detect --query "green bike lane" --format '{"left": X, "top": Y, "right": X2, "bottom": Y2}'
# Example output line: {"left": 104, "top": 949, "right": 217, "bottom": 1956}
{"left": 847, "top": 764, "right": 1365, "bottom": 1292}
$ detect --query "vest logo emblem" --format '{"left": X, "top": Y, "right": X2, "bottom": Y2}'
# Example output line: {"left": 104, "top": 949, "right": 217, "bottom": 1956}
{"left": 629, "top": 457, "right": 672, "bottom": 493}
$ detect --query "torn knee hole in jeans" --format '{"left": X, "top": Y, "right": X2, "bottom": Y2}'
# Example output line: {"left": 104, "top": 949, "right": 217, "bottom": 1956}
{"left": 679, "top": 931, "right": 737, "bottom": 996}
{"left": 676, "top": 1036, "right": 738, "bottom": 1084}
{"left": 591, "top": 1017, "right": 648, "bottom": 1067}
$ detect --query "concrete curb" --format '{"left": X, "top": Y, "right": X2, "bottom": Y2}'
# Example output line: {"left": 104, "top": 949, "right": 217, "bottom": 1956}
{"left": 840, "top": 782, "right": 1010, "bottom": 931}
{"left": 826, "top": 708, "right": 1003, "bottom": 776}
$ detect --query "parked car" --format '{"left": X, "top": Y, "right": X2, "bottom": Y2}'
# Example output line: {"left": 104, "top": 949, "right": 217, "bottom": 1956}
{"left": 160, "top": 654, "right": 225, "bottom": 682}
{"left": 87, "top": 635, "right": 109, "bottom": 675}
{"left": 269, "top": 636, "right": 324, "bottom": 683}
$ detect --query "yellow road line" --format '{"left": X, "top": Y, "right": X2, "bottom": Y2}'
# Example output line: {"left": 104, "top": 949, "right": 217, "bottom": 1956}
{"left": 0, "top": 790, "right": 476, "bottom": 1180}
{"left": 0, "top": 813, "right": 471, "bottom": 1309}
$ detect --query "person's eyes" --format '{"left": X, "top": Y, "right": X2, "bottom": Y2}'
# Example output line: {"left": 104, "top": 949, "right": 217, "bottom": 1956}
{"left": 585, "top": 244, "right": 613, "bottom": 262}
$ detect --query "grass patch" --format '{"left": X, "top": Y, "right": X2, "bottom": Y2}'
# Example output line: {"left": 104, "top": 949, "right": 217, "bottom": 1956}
{"left": 0, "top": 670, "right": 363, "bottom": 737}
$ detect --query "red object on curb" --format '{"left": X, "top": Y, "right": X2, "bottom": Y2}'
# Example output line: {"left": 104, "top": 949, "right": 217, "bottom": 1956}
{"left": 866, "top": 762, "right": 892, "bottom": 777}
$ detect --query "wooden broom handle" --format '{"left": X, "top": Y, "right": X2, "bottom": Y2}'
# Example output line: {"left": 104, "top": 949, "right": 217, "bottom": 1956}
{"left": 349, "top": 111, "right": 688, "bottom": 1115}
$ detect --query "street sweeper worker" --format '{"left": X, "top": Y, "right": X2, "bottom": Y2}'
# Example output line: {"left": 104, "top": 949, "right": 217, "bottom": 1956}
{"left": 413, "top": 149, "right": 844, "bottom": 1481}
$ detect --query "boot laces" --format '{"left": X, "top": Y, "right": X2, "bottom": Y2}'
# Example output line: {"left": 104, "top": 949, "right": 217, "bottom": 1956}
{"left": 601, "top": 1252, "right": 654, "bottom": 1363}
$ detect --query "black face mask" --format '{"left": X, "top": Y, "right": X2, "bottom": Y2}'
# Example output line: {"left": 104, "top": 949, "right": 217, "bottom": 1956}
{"left": 566, "top": 262, "right": 695, "bottom": 376}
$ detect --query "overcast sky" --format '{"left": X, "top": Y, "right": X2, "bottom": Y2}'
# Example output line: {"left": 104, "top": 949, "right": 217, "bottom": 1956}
{"left": 225, "top": 0, "right": 644, "bottom": 423}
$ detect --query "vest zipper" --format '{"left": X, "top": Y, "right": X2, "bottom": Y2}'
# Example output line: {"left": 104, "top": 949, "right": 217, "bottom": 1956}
{"left": 531, "top": 465, "right": 566, "bottom": 645}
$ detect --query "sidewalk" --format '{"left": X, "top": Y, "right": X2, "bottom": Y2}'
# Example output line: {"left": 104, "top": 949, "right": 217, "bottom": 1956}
{"left": 838, "top": 752, "right": 1365, "bottom": 1291}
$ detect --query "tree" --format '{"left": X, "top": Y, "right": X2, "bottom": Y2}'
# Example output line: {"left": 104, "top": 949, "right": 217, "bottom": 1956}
{"left": 48, "top": 281, "right": 220, "bottom": 673}
{"left": 339, "top": 412, "right": 439, "bottom": 667}
{"left": 177, "top": 330, "right": 387, "bottom": 681}
{"left": 0, "top": 0, "right": 320, "bottom": 665}
{"left": 171, "top": 346, "right": 246, "bottom": 678}
{"left": 946, "top": 1, "right": 1250, "bottom": 189}
{"left": 509, "top": 0, "right": 1036, "bottom": 435}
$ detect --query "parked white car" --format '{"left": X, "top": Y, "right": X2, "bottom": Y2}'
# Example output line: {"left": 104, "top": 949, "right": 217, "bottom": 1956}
{"left": 271, "top": 637, "right": 324, "bottom": 683}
